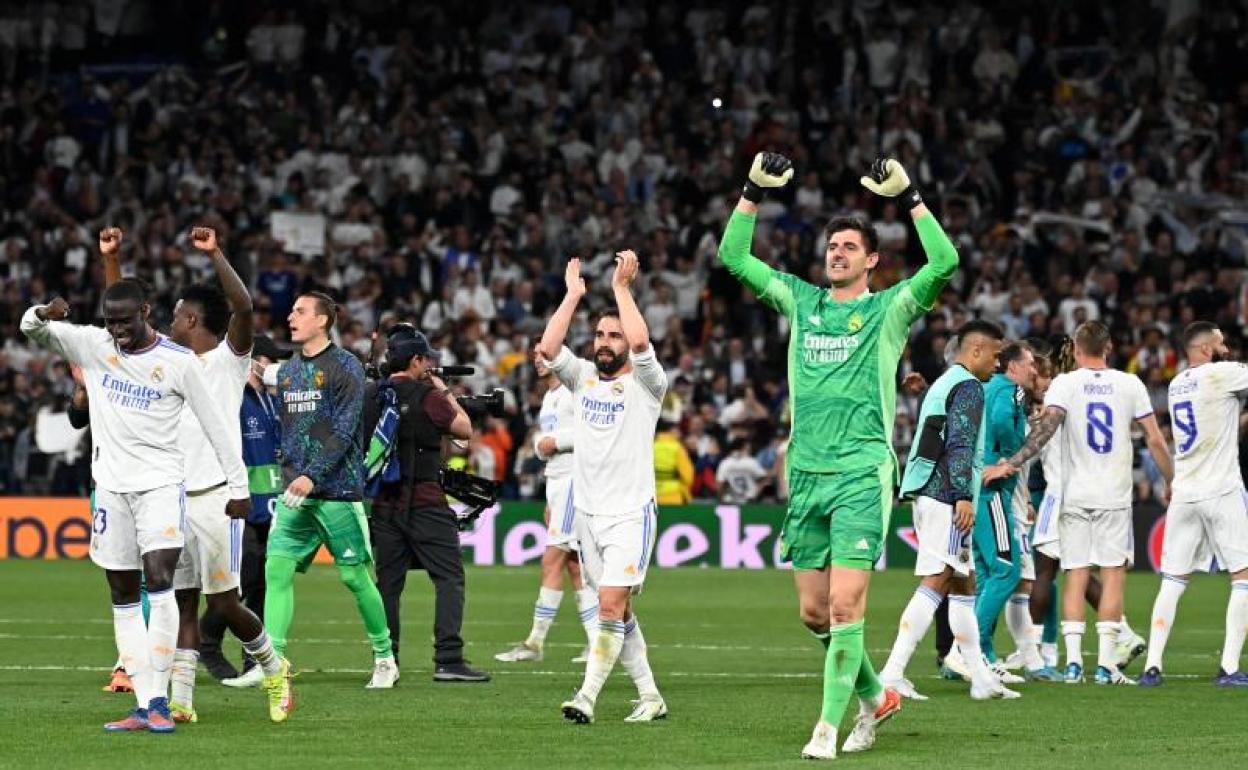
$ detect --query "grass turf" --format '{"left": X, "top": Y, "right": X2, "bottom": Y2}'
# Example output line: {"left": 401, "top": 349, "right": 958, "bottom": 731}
{"left": 0, "top": 559, "right": 1243, "bottom": 769}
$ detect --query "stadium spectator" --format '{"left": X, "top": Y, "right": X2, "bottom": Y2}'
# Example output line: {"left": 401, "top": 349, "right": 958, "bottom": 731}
{"left": 4, "top": 0, "right": 1248, "bottom": 505}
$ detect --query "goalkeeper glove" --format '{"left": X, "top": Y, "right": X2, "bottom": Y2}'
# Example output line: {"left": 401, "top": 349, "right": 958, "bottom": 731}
{"left": 742, "top": 151, "right": 794, "bottom": 203}
{"left": 860, "top": 158, "right": 922, "bottom": 209}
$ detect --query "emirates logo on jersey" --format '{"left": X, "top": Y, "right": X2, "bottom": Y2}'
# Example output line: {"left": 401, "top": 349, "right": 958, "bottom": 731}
{"left": 150, "top": 365, "right": 165, "bottom": 384}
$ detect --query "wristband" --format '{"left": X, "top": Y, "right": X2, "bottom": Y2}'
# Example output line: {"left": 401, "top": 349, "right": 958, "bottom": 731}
{"left": 900, "top": 184, "right": 923, "bottom": 210}
{"left": 741, "top": 180, "right": 765, "bottom": 204}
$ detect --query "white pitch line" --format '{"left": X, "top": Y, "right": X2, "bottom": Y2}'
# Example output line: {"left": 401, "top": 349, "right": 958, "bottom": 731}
{"left": 0, "top": 664, "right": 1215, "bottom": 681}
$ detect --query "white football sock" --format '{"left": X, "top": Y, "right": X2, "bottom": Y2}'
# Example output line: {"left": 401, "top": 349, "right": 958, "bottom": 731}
{"left": 1041, "top": 642, "right": 1059, "bottom": 668}
{"left": 526, "top": 587, "right": 562, "bottom": 648}
{"left": 619, "top": 616, "right": 660, "bottom": 698}
{"left": 881, "top": 585, "right": 942, "bottom": 681}
{"left": 112, "top": 601, "right": 152, "bottom": 709}
{"left": 578, "top": 618, "right": 625, "bottom": 702}
{"left": 1144, "top": 575, "right": 1187, "bottom": 671}
{"left": 949, "top": 594, "right": 995, "bottom": 690}
{"left": 1062, "top": 620, "right": 1085, "bottom": 669}
{"left": 1119, "top": 614, "right": 1138, "bottom": 640}
{"left": 575, "top": 587, "right": 599, "bottom": 644}
{"left": 241, "top": 629, "right": 283, "bottom": 676}
{"left": 1006, "top": 593, "right": 1045, "bottom": 669}
{"left": 1096, "top": 621, "right": 1119, "bottom": 670}
{"left": 171, "top": 649, "right": 198, "bottom": 709}
{"left": 146, "top": 588, "right": 178, "bottom": 704}
{"left": 1221, "top": 580, "right": 1248, "bottom": 674}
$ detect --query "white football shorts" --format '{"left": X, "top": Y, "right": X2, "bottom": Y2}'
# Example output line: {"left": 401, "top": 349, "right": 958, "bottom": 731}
{"left": 543, "top": 475, "right": 578, "bottom": 552}
{"left": 1160, "top": 488, "right": 1248, "bottom": 576}
{"left": 173, "top": 484, "right": 244, "bottom": 594}
{"left": 90, "top": 484, "right": 186, "bottom": 570}
{"left": 574, "top": 500, "right": 658, "bottom": 594}
{"left": 912, "top": 496, "right": 974, "bottom": 577}
{"left": 1059, "top": 505, "right": 1133, "bottom": 569}
{"left": 1033, "top": 491, "right": 1061, "bottom": 560}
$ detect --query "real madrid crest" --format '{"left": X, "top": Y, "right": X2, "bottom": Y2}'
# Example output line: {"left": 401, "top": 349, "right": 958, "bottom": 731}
{"left": 611, "top": 380, "right": 625, "bottom": 395}
{"left": 150, "top": 365, "right": 165, "bottom": 384}
{"left": 848, "top": 313, "right": 864, "bottom": 333}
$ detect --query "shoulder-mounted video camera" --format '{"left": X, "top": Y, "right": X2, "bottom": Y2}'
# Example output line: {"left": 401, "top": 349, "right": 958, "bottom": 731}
{"left": 438, "top": 466, "right": 502, "bottom": 530}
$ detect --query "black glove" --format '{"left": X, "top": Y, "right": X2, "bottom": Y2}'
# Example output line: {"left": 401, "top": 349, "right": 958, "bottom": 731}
{"left": 742, "top": 151, "right": 795, "bottom": 203}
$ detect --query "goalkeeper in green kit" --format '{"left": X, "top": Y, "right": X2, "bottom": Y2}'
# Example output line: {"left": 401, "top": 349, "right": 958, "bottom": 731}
{"left": 718, "top": 153, "right": 959, "bottom": 760}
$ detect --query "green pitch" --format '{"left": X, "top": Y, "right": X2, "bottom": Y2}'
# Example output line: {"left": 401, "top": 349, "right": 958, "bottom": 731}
{"left": 0, "top": 560, "right": 1242, "bottom": 769}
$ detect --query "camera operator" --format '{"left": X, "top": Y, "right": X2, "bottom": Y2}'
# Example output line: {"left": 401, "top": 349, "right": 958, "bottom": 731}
{"left": 363, "top": 324, "right": 491, "bottom": 682}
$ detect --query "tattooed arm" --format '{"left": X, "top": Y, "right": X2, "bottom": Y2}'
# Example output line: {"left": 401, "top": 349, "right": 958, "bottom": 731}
{"left": 982, "top": 406, "right": 1066, "bottom": 482}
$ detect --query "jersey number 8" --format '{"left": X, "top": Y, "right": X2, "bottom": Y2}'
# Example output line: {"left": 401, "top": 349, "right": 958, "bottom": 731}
{"left": 1086, "top": 402, "right": 1113, "bottom": 454}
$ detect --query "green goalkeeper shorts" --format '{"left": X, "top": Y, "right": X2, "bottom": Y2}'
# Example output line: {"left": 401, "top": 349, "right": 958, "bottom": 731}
{"left": 268, "top": 499, "right": 373, "bottom": 572}
{"left": 781, "top": 461, "right": 894, "bottom": 571}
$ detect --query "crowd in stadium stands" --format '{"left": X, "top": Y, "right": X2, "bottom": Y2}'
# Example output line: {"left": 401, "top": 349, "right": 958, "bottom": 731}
{"left": 2, "top": 1, "right": 1247, "bottom": 504}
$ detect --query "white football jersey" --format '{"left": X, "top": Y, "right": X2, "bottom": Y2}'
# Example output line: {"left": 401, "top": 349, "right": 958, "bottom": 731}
{"left": 549, "top": 344, "right": 667, "bottom": 516}
{"left": 21, "top": 307, "right": 249, "bottom": 497}
{"left": 1167, "top": 361, "right": 1248, "bottom": 503}
{"left": 1039, "top": 422, "right": 1064, "bottom": 498}
{"left": 179, "top": 340, "right": 252, "bottom": 492}
{"left": 1044, "top": 367, "right": 1153, "bottom": 509}
{"left": 536, "top": 382, "right": 575, "bottom": 479}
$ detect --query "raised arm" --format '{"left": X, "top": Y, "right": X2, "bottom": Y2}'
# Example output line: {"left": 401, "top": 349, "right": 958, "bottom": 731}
{"left": 612, "top": 250, "right": 650, "bottom": 353}
{"left": 192, "top": 226, "right": 253, "bottom": 354}
{"left": 718, "top": 152, "right": 794, "bottom": 308}
{"left": 99, "top": 227, "right": 123, "bottom": 288}
{"left": 21, "top": 298, "right": 98, "bottom": 362}
{"left": 860, "top": 158, "right": 958, "bottom": 309}
{"left": 537, "top": 258, "right": 587, "bottom": 362}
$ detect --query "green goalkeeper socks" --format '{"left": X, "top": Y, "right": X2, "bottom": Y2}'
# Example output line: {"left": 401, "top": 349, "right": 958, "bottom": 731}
{"left": 264, "top": 556, "right": 299, "bottom": 656}
{"left": 820, "top": 620, "right": 865, "bottom": 724}
{"left": 336, "top": 563, "right": 393, "bottom": 659}
{"left": 854, "top": 646, "right": 884, "bottom": 705}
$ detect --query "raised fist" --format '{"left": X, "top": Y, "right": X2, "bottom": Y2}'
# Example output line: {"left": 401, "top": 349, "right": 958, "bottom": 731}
{"left": 742, "top": 152, "right": 794, "bottom": 203}
{"left": 859, "top": 158, "right": 913, "bottom": 198}
{"left": 38, "top": 297, "right": 70, "bottom": 321}
{"left": 99, "top": 227, "right": 123, "bottom": 257}
{"left": 190, "top": 226, "right": 218, "bottom": 252}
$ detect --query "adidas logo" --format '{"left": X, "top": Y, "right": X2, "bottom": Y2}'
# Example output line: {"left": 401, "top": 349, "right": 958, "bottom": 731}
{"left": 808, "top": 315, "right": 822, "bottom": 326}
{"left": 342, "top": 548, "right": 356, "bottom": 558}
{"left": 855, "top": 539, "right": 870, "bottom": 550}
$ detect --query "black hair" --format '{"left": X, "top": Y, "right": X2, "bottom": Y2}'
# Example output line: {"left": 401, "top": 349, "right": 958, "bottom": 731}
{"left": 180, "top": 283, "right": 231, "bottom": 337}
{"left": 956, "top": 319, "right": 1005, "bottom": 343}
{"left": 1182, "top": 321, "right": 1219, "bottom": 349}
{"left": 824, "top": 217, "right": 879, "bottom": 254}
{"left": 102, "top": 277, "right": 150, "bottom": 307}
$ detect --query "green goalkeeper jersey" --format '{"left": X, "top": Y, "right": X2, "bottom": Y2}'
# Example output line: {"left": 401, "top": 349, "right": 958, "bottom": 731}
{"left": 718, "top": 210, "right": 958, "bottom": 475}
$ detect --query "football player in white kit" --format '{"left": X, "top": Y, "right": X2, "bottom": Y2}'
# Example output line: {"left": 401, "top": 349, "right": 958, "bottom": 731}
{"left": 538, "top": 251, "right": 668, "bottom": 724}
{"left": 158, "top": 227, "right": 293, "bottom": 722}
{"left": 984, "top": 321, "right": 1172, "bottom": 685}
{"left": 1140, "top": 322, "right": 1248, "bottom": 687}
{"left": 495, "top": 348, "right": 599, "bottom": 664}
{"left": 22, "top": 272, "right": 250, "bottom": 733}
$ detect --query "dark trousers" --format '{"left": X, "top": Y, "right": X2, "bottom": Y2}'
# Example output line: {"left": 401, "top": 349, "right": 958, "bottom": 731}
{"left": 200, "top": 521, "right": 269, "bottom": 668}
{"left": 371, "top": 505, "right": 465, "bottom": 666}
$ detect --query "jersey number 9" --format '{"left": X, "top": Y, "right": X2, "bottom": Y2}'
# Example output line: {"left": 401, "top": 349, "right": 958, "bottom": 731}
{"left": 1172, "top": 400, "right": 1197, "bottom": 453}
